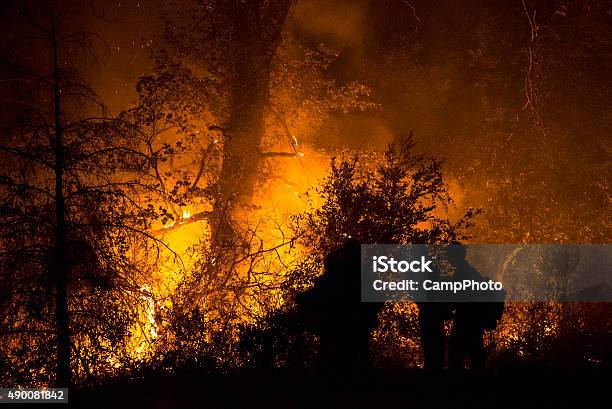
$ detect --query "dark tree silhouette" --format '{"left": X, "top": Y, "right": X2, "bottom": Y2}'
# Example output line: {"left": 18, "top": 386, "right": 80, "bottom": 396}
{"left": 133, "top": 0, "right": 375, "bottom": 244}
{"left": 0, "top": 2, "right": 173, "bottom": 386}
{"left": 296, "top": 133, "right": 479, "bottom": 257}
{"left": 144, "top": 0, "right": 294, "bottom": 242}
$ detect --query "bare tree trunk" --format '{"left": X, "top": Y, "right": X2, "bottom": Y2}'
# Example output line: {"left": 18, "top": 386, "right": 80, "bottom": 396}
{"left": 51, "top": 19, "right": 71, "bottom": 387}
{"left": 212, "top": 0, "right": 292, "bottom": 243}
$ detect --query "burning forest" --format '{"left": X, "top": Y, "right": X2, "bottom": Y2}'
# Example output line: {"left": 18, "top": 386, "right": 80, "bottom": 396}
{"left": 0, "top": 0, "right": 610, "bottom": 407}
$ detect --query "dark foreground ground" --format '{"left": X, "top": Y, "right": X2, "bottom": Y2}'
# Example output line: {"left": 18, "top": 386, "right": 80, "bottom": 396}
{"left": 54, "top": 368, "right": 611, "bottom": 408}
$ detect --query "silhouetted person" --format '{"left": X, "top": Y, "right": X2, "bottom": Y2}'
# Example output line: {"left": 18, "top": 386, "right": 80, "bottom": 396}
{"left": 447, "top": 243, "right": 487, "bottom": 373}
{"left": 417, "top": 246, "right": 452, "bottom": 373}
{"left": 296, "top": 238, "right": 381, "bottom": 372}
{"left": 418, "top": 305, "right": 449, "bottom": 372}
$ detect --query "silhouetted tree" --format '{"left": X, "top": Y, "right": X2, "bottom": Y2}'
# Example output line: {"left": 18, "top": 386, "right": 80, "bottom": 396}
{"left": 0, "top": 1, "right": 172, "bottom": 386}
{"left": 125, "top": 0, "right": 376, "bottom": 365}
{"left": 296, "top": 133, "right": 478, "bottom": 257}
{"left": 134, "top": 0, "right": 376, "bottom": 243}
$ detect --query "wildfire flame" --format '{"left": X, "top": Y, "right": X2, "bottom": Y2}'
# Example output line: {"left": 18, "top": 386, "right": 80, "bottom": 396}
{"left": 140, "top": 286, "right": 158, "bottom": 339}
